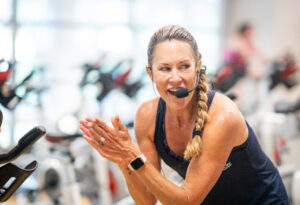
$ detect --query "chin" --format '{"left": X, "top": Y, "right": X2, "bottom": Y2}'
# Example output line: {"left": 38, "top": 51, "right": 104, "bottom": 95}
{"left": 164, "top": 94, "right": 191, "bottom": 110}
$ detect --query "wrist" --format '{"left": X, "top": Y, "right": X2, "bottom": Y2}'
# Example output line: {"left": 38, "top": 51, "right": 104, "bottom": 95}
{"left": 118, "top": 147, "right": 142, "bottom": 169}
{"left": 128, "top": 153, "right": 147, "bottom": 171}
{"left": 118, "top": 164, "right": 134, "bottom": 175}
{"left": 126, "top": 143, "right": 142, "bottom": 165}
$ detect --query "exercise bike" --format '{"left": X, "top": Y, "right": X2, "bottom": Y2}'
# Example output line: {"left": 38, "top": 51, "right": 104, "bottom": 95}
{"left": 0, "top": 59, "right": 41, "bottom": 110}
{"left": 36, "top": 130, "right": 120, "bottom": 205}
{"left": 0, "top": 109, "right": 46, "bottom": 202}
{"left": 274, "top": 98, "right": 300, "bottom": 205}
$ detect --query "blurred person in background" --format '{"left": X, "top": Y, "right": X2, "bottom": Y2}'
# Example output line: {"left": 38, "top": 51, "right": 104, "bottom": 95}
{"left": 80, "top": 25, "right": 288, "bottom": 205}
{"left": 222, "top": 22, "right": 270, "bottom": 115}
{"left": 225, "top": 22, "right": 269, "bottom": 79}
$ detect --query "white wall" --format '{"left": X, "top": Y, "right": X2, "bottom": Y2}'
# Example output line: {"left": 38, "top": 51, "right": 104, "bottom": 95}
{"left": 273, "top": 0, "right": 300, "bottom": 61}
{"left": 224, "top": 0, "right": 300, "bottom": 63}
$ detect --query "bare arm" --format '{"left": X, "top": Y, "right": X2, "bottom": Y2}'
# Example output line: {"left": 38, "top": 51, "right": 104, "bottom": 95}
{"left": 120, "top": 101, "right": 161, "bottom": 204}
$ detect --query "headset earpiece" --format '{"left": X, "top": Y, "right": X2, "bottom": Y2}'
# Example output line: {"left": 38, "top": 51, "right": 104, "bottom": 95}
{"left": 199, "top": 60, "right": 202, "bottom": 69}
{"left": 196, "top": 60, "right": 202, "bottom": 73}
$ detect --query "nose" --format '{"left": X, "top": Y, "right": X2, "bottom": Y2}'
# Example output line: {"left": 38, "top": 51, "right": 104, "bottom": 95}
{"left": 169, "top": 69, "right": 182, "bottom": 83}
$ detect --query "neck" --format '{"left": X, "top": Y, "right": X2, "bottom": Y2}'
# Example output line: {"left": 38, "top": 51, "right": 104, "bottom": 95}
{"left": 165, "top": 95, "right": 197, "bottom": 128}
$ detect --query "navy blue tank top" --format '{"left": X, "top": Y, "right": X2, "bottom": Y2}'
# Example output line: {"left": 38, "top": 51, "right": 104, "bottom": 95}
{"left": 154, "top": 90, "right": 289, "bottom": 204}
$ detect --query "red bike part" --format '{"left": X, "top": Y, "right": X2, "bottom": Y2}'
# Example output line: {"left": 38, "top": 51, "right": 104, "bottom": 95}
{"left": 114, "top": 68, "right": 132, "bottom": 85}
{"left": 215, "top": 65, "right": 233, "bottom": 82}
{"left": 0, "top": 70, "right": 11, "bottom": 83}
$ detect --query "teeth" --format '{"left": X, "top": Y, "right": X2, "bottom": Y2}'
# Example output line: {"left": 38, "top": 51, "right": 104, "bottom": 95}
{"left": 169, "top": 89, "right": 177, "bottom": 92}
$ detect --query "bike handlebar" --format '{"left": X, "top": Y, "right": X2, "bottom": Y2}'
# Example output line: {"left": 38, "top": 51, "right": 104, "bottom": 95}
{"left": 274, "top": 99, "right": 300, "bottom": 114}
{"left": 0, "top": 126, "right": 46, "bottom": 164}
{"left": 45, "top": 133, "right": 82, "bottom": 144}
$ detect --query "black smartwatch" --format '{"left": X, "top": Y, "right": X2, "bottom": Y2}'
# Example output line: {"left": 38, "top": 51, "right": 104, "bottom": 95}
{"left": 128, "top": 154, "right": 147, "bottom": 171}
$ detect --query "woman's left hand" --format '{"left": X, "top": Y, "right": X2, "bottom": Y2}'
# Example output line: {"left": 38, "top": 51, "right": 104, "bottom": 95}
{"left": 79, "top": 116, "right": 141, "bottom": 168}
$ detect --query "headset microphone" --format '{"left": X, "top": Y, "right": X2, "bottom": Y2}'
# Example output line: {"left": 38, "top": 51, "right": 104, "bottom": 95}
{"left": 174, "top": 71, "right": 200, "bottom": 98}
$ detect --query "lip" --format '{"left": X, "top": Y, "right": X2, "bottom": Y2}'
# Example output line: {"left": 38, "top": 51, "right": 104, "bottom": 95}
{"left": 167, "top": 87, "right": 185, "bottom": 96}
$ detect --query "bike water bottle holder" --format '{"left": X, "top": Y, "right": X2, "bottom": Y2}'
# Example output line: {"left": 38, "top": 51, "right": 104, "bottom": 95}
{"left": 0, "top": 160, "right": 38, "bottom": 202}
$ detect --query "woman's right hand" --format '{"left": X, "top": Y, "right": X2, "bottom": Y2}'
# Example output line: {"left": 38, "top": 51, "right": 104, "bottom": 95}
{"left": 79, "top": 116, "right": 141, "bottom": 168}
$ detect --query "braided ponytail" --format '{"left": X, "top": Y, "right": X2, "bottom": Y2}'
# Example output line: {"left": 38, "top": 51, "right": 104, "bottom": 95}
{"left": 184, "top": 67, "right": 210, "bottom": 159}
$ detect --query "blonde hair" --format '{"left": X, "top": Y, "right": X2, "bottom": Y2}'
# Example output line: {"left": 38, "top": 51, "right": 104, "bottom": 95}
{"left": 184, "top": 68, "right": 210, "bottom": 159}
{"left": 147, "top": 25, "right": 210, "bottom": 159}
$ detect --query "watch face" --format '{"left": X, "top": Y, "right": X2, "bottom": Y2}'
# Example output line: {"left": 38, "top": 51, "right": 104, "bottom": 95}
{"left": 130, "top": 157, "right": 144, "bottom": 170}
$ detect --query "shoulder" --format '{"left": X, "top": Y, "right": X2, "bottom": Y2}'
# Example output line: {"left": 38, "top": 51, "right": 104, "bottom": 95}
{"left": 209, "top": 92, "right": 244, "bottom": 125}
{"left": 135, "top": 97, "right": 160, "bottom": 142}
{"left": 203, "top": 92, "right": 246, "bottom": 147}
{"left": 136, "top": 97, "right": 160, "bottom": 125}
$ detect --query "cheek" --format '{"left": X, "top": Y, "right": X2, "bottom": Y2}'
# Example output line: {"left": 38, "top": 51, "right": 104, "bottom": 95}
{"left": 152, "top": 77, "right": 168, "bottom": 95}
{"left": 186, "top": 72, "right": 197, "bottom": 83}
{"left": 152, "top": 73, "right": 167, "bottom": 85}
{"left": 154, "top": 78, "right": 166, "bottom": 91}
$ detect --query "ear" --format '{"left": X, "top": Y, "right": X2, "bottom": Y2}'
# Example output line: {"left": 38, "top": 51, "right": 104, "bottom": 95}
{"left": 145, "top": 65, "right": 153, "bottom": 81}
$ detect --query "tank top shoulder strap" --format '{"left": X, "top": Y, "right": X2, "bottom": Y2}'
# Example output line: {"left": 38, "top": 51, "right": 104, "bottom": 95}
{"left": 155, "top": 98, "right": 166, "bottom": 133}
{"left": 207, "top": 90, "right": 216, "bottom": 110}
{"left": 154, "top": 98, "right": 166, "bottom": 157}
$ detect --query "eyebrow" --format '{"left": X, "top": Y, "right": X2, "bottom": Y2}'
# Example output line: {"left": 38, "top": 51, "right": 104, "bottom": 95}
{"left": 178, "top": 60, "right": 191, "bottom": 64}
{"left": 157, "top": 59, "right": 191, "bottom": 67}
{"left": 157, "top": 63, "right": 170, "bottom": 67}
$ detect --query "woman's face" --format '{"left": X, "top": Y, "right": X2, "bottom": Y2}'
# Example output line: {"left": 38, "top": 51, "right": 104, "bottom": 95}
{"left": 149, "top": 40, "right": 198, "bottom": 110}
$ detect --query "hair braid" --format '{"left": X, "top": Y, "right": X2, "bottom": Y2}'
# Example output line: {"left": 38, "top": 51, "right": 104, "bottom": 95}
{"left": 184, "top": 69, "right": 210, "bottom": 159}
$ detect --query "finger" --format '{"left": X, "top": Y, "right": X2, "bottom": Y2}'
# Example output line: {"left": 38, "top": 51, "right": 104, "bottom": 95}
{"left": 88, "top": 126, "right": 105, "bottom": 143}
{"left": 85, "top": 118, "right": 101, "bottom": 130}
{"left": 83, "top": 133, "right": 116, "bottom": 153}
{"left": 84, "top": 135, "right": 125, "bottom": 164}
{"left": 83, "top": 118, "right": 96, "bottom": 127}
{"left": 85, "top": 119, "right": 126, "bottom": 150}
{"left": 79, "top": 120, "right": 89, "bottom": 128}
{"left": 94, "top": 124, "right": 127, "bottom": 149}
{"left": 85, "top": 117, "right": 93, "bottom": 122}
{"left": 96, "top": 129, "right": 124, "bottom": 150}
{"left": 84, "top": 134, "right": 107, "bottom": 151}
{"left": 81, "top": 125, "right": 109, "bottom": 147}
{"left": 83, "top": 134, "right": 101, "bottom": 148}
{"left": 115, "top": 115, "right": 127, "bottom": 132}
{"left": 93, "top": 129, "right": 117, "bottom": 148}
{"left": 111, "top": 116, "right": 119, "bottom": 130}
{"left": 84, "top": 135, "right": 111, "bottom": 157}
{"left": 90, "top": 123, "right": 116, "bottom": 143}
{"left": 80, "top": 125, "right": 99, "bottom": 141}
{"left": 84, "top": 124, "right": 123, "bottom": 150}
{"left": 82, "top": 120, "right": 107, "bottom": 140}
{"left": 94, "top": 118, "right": 114, "bottom": 133}
{"left": 86, "top": 118, "right": 115, "bottom": 134}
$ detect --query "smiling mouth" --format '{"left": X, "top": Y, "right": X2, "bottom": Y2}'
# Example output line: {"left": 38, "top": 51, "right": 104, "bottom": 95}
{"left": 168, "top": 89, "right": 180, "bottom": 96}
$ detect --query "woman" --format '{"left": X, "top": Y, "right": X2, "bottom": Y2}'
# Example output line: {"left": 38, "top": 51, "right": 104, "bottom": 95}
{"left": 225, "top": 23, "right": 269, "bottom": 68}
{"left": 80, "top": 25, "right": 288, "bottom": 204}
{"left": 222, "top": 23, "right": 270, "bottom": 116}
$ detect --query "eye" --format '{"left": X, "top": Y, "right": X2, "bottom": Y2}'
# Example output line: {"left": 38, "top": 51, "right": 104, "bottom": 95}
{"left": 181, "top": 64, "right": 190, "bottom": 69}
{"left": 159, "top": 67, "right": 170, "bottom": 71}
